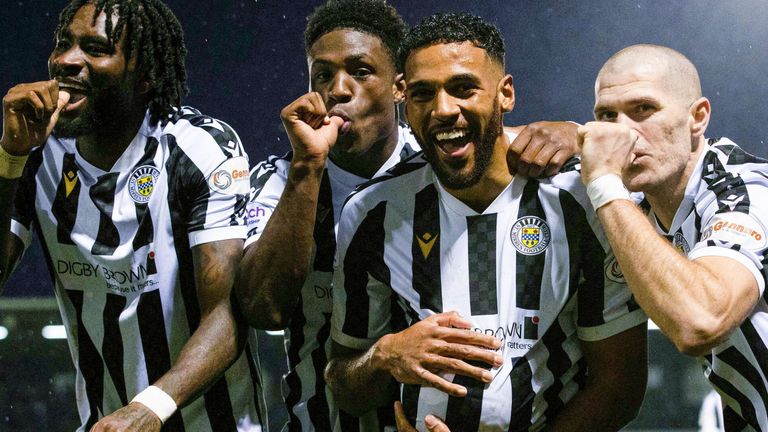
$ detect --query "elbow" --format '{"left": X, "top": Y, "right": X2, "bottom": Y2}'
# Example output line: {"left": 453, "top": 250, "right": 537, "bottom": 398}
{"left": 671, "top": 316, "right": 732, "bottom": 356}
{"left": 238, "top": 295, "right": 291, "bottom": 330}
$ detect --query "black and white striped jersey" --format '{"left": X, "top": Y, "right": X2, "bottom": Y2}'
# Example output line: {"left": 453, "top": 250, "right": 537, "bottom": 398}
{"left": 246, "top": 125, "right": 419, "bottom": 431}
{"left": 331, "top": 149, "right": 647, "bottom": 431}
{"left": 11, "top": 108, "right": 263, "bottom": 432}
{"left": 645, "top": 138, "right": 768, "bottom": 431}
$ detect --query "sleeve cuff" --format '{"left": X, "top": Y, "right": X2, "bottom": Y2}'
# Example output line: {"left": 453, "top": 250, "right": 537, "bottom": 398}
{"left": 188, "top": 225, "right": 247, "bottom": 248}
{"left": 578, "top": 308, "right": 648, "bottom": 342}
{"left": 10, "top": 219, "right": 31, "bottom": 250}
{"left": 689, "top": 246, "right": 765, "bottom": 297}
{"left": 331, "top": 328, "right": 378, "bottom": 351}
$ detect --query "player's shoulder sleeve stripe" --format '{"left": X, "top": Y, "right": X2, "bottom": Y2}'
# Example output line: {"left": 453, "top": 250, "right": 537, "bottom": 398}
{"left": 167, "top": 106, "right": 246, "bottom": 159}
{"left": 342, "top": 152, "right": 429, "bottom": 212}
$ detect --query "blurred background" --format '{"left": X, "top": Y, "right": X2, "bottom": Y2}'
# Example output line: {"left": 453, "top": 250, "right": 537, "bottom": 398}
{"left": 1, "top": 0, "right": 767, "bottom": 430}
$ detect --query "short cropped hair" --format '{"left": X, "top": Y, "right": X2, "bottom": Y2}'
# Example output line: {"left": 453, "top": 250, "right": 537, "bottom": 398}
{"left": 398, "top": 12, "right": 505, "bottom": 72}
{"left": 304, "top": 0, "right": 407, "bottom": 66}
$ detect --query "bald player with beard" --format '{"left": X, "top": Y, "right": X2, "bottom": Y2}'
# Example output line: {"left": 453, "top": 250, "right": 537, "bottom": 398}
{"left": 579, "top": 44, "right": 768, "bottom": 430}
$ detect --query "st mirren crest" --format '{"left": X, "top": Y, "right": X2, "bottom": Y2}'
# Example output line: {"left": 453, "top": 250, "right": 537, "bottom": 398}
{"left": 673, "top": 232, "right": 690, "bottom": 254}
{"left": 511, "top": 216, "right": 551, "bottom": 255}
{"left": 417, "top": 232, "right": 439, "bottom": 259}
{"left": 129, "top": 165, "right": 160, "bottom": 203}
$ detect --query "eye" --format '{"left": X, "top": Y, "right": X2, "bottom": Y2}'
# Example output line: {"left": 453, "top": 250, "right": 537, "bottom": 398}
{"left": 596, "top": 110, "right": 618, "bottom": 122}
{"left": 53, "top": 39, "right": 71, "bottom": 52}
{"left": 312, "top": 71, "right": 331, "bottom": 83}
{"left": 84, "top": 44, "right": 111, "bottom": 56}
{"left": 408, "top": 88, "right": 434, "bottom": 102}
{"left": 635, "top": 103, "right": 656, "bottom": 115}
{"left": 451, "top": 83, "right": 477, "bottom": 98}
{"left": 351, "top": 68, "right": 372, "bottom": 78}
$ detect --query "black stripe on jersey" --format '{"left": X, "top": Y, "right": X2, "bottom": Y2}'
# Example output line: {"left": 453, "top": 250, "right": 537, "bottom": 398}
{"left": 412, "top": 184, "right": 442, "bottom": 312}
{"left": 284, "top": 295, "right": 306, "bottom": 430}
{"left": 13, "top": 146, "right": 46, "bottom": 229}
{"left": 716, "top": 347, "right": 768, "bottom": 415}
{"left": 65, "top": 289, "right": 104, "bottom": 429}
{"left": 338, "top": 409, "right": 362, "bottom": 432}
{"left": 401, "top": 383, "right": 421, "bottom": 427}
{"left": 244, "top": 343, "right": 265, "bottom": 428}
{"left": 102, "top": 293, "right": 128, "bottom": 405}
{"left": 444, "top": 360, "right": 486, "bottom": 431}
{"left": 722, "top": 406, "right": 749, "bottom": 431}
{"left": 177, "top": 110, "right": 243, "bottom": 158}
{"left": 707, "top": 364, "right": 760, "bottom": 431}
{"left": 539, "top": 319, "right": 575, "bottom": 424}
{"left": 90, "top": 173, "right": 121, "bottom": 255}
{"left": 52, "top": 152, "right": 80, "bottom": 245}
{"left": 249, "top": 153, "right": 286, "bottom": 200}
{"left": 715, "top": 142, "right": 768, "bottom": 165}
{"left": 559, "top": 191, "right": 585, "bottom": 299}
{"left": 136, "top": 289, "right": 186, "bottom": 431}
{"left": 742, "top": 318, "right": 768, "bottom": 380}
{"left": 516, "top": 179, "right": 545, "bottom": 310}
{"left": 467, "top": 214, "right": 498, "bottom": 315}
{"left": 344, "top": 154, "right": 428, "bottom": 210}
{"left": 307, "top": 312, "right": 333, "bottom": 430}
{"left": 560, "top": 156, "right": 581, "bottom": 174}
{"left": 314, "top": 170, "right": 336, "bottom": 272}
{"left": 509, "top": 357, "right": 535, "bottom": 431}
{"left": 702, "top": 151, "right": 752, "bottom": 214}
{"left": 342, "top": 201, "right": 390, "bottom": 339}
{"left": 165, "top": 136, "right": 239, "bottom": 430}
{"left": 133, "top": 137, "right": 160, "bottom": 251}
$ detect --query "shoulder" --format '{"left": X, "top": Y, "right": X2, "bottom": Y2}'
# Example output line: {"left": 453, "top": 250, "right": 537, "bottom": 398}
{"left": 161, "top": 106, "right": 246, "bottom": 161}
{"left": 248, "top": 151, "right": 292, "bottom": 201}
{"left": 344, "top": 152, "right": 430, "bottom": 210}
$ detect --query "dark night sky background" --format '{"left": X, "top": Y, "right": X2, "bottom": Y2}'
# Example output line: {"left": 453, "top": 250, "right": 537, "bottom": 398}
{"left": 1, "top": 0, "right": 767, "bottom": 296}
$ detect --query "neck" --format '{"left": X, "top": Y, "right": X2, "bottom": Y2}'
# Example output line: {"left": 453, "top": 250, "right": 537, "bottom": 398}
{"left": 645, "top": 137, "right": 706, "bottom": 229}
{"left": 329, "top": 126, "right": 399, "bottom": 179}
{"left": 77, "top": 109, "right": 146, "bottom": 171}
{"left": 445, "top": 133, "right": 513, "bottom": 213}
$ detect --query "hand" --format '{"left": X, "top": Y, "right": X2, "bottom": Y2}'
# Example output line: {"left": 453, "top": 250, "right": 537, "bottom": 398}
{"left": 507, "top": 121, "right": 579, "bottom": 178}
{"left": 280, "top": 92, "right": 344, "bottom": 168}
{"left": 1, "top": 80, "right": 70, "bottom": 155}
{"left": 89, "top": 402, "right": 162, "bottom": 432}
{"left": 372, "top": 311, "right": 503, "bottom": 397}
{"left": 394, "top": 401, "right": 451, "bottom": 432}
{"left": 577, "top": 121, "right": 637, "bottom": 184}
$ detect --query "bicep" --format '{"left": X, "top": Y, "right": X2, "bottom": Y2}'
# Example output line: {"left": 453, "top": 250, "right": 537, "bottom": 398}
{"left": 192, "top": 239, "right": 244, "bottom": 317}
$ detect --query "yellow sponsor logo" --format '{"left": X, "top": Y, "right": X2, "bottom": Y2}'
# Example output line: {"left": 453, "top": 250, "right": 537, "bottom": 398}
{"left": 417, "top": 232, "right": 438, "bottom": 259}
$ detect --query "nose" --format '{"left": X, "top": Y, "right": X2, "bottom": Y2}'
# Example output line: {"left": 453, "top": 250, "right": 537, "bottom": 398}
{"left": 328, "top": 72, "right": 352, "bottom": 104}
{"left": 433, "top": 89, "right": 460, "bottom": 122}
{"left": 50, "top": 45, "right": 85, "bottom": 77}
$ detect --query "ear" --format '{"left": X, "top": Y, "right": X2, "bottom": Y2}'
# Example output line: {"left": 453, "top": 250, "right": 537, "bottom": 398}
{"left": 689, "top": 97, "right": 711, "bottom": 137}
{"left": 137, "top": 78, "right": 152, "bottom": 96}
{"left": 498, "top": 74, "right": 515, "bottom": 113}
{"left": 393, "top": 73, "right": 406, "bottom": 105}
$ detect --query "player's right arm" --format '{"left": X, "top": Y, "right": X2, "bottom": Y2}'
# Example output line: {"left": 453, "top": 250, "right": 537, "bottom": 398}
{"left": 0, "top": 80, "right": 69, "bottom": 292}
{"left": 234, "top": 92, "right": 343, "bottom": 329}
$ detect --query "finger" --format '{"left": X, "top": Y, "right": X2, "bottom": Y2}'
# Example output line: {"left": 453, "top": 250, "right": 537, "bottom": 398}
{"left": 432, "top": 311, "right": 473, "bottom": 329}
{"left": 425, "top": 415, "right": 451, "bottom": 432}
{"left": 437, "top": 341, "right": 504, "bottom": 368}
{"left": 416, "top": 367, "right": 467, "bottom": 397}
{"left": 394, "top": 401, "right": 417, "bottom": 432}
{"left": 528, "top": 144, "right": 558, "bottom": 178}
{"left": 424, "top": 355, "right": 494, "bottom": 383}
{"left": 47, "top": 90, "right": 70, "bottom": 136}
{"left": 434, "top": 326, "right": 502, "bottom": 350}
{"left": 544, "top": 150, "right": 570, "bottom": 177}
{"left": 37, "top": 82, "right": 56, "bottom": 116}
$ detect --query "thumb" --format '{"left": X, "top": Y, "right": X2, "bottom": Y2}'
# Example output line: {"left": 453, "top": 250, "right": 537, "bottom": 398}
{"left": 47, "top": 90, "right": 70, "bottom": 136}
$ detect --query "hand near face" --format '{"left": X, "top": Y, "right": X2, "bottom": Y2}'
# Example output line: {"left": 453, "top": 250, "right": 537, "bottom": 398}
{"left": 373, "top": 311, "right": 503, "bottom": 397}
{"left": 507, "top": 121, "right": 580, "bottom": 178}
{"left": 88, "top": 402, "right": 162, "bottom": 432}
{"left": 394, "top": 401, "right": 451, "bottom": 432}
{"left": 577, "top": 121, "right": 638, "bottom": 184}
{"left": 1, "top": 80, "right": 70, "bottom": 155}
{"left": 280, "top": 91, "right": 345, "bottom": 168}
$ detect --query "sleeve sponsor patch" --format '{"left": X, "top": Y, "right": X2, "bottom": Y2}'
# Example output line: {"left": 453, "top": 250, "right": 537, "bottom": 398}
{"left": 700, "top": 211, "right": 767, "bottom": 250}
{"left": 207, "top": 156, "right": 250, "bottom": 195}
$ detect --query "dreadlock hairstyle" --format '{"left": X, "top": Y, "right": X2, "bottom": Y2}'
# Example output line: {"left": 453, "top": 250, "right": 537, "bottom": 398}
{"left": 304, "top": 0, "right": 407, "bottom": 69}
{"left": 398, "top": 12, "right": 506, "bottom": 73}
{"left": 55, "top": 0, "right": 188, "bottom": 125}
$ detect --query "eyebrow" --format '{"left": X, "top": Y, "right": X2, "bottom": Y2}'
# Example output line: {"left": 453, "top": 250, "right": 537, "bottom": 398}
{"left": 594, "top": 97, "right": 659, "bottom": 114}
{"left": 406, "top": 73, "right": 481, "bottom": 90}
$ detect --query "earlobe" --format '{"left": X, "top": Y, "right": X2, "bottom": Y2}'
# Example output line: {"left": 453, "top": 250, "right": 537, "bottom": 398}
{"left": 498, "top": 74, "right": 515, "bottom": 112}
{"left": 393, "top": 73, "right": 406, "bottom": 104}
{"left": 690, "top": 97, "right": 711, "bottom": 137}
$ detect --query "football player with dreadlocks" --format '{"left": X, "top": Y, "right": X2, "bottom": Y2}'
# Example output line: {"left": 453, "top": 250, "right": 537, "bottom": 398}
{"left": 0, "top": 1, "right": 262, "bottom": 431}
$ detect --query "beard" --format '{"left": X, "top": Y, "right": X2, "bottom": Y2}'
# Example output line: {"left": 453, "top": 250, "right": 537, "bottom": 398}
{"left": 422, "top": 97, "right": 503, "bottom": 190}
{"left": 54, "top": 84, "right": 138, "bottom": 138}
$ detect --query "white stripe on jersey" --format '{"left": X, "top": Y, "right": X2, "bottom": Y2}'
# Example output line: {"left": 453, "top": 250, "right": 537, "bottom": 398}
{"left": 332, "top": 151, "right": 646, "bottom": 431}
{"left": 11, "top": 107, "right": 263, "bottom": 432}
{"left": 645, "top": 138, "right": 768, "bottom": 431}
{"left": 245, "top": 125, "right": 420, "bottom": 431}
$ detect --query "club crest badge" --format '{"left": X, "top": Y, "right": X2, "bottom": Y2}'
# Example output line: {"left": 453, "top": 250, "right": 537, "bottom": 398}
{"left": 511, "top": 216, "right": 551, "bottom": 255}
{"left": 673, "top": 232, "right": 690, "bottom": 254}
{"left": 129, "top": 165, "right": 160, "bottom": 203}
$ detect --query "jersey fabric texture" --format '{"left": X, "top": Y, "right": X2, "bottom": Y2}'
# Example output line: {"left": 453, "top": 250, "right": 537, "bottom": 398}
{"left": 11, "top": 107, "right": 264, "bottom": 431}
{"left": 331, "top": 147, "right": 647, "bottom": 431}
{"left": 246, "top": 124, "right": 419, "bottom": 431}
{"left": 644, "top": 138, "right": 768, "bottom": 431}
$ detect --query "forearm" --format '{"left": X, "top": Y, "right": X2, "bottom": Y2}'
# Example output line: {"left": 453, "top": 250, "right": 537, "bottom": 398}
{"left": 326, "top": 342, "right": 398, "bottom": 416}
{"left": 235, "top": 160, "right": 324, "bottom": 329}
{"left": 598, "top": 200, "right": 738, "bottom": 353}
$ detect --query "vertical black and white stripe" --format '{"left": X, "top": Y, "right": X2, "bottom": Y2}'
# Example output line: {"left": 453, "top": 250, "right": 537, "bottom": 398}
{"left": 245, "top": 125, "right": 419, "bottom": 431}
{"left": 646, "top": 138, "right": 768, "bottom": 431}
{"left": 11, "top": 107, "right": 263, "bottom": 432}
{"left": 331, "top": 149, "right": 646, "bottom": 431}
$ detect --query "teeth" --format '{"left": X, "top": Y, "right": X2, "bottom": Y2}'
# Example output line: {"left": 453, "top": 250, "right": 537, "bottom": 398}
{"left": 435, "top": 129, "right": 468, "bottom": 141}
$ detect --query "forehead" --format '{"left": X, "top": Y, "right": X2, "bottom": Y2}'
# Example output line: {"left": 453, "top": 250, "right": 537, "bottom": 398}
{"left": 62, "top": 3, "right": 116, "bottom": 39}
{"left": 308, "top": 29, "right": 390, "bottom": 66}
{"left": 595, "top": 64, "right": 668, "bottom": 104}
{"left": 404, "top": 42, "right": 495, "bottom": 83}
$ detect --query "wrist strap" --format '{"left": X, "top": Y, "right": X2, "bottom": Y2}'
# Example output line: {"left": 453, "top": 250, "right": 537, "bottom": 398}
{"left": 131, "top": 385, "right": 177, "bottom": 424}
{"left": 586, "top": 174, "right": 631, "bottom": 210}
{"left": 0, "top": 146, "right": 28, "bottom": 179}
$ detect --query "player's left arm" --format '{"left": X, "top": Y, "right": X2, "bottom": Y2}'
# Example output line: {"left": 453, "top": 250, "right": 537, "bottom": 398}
{"left": 544, "top": 322, "right": 648, "bottom": 431}
{"left": 90, "top": 239, "right": 244, "bottom": 432}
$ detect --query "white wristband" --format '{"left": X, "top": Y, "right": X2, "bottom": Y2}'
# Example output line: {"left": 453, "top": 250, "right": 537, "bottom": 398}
{"left": 131, "top": 385, "right": 177, "bottom": 424}
{"left": 586, "top": 173, "right": 631, "bottom": 210}
{"left": 0, "top": 145, "right": 28, "bottom": 179}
